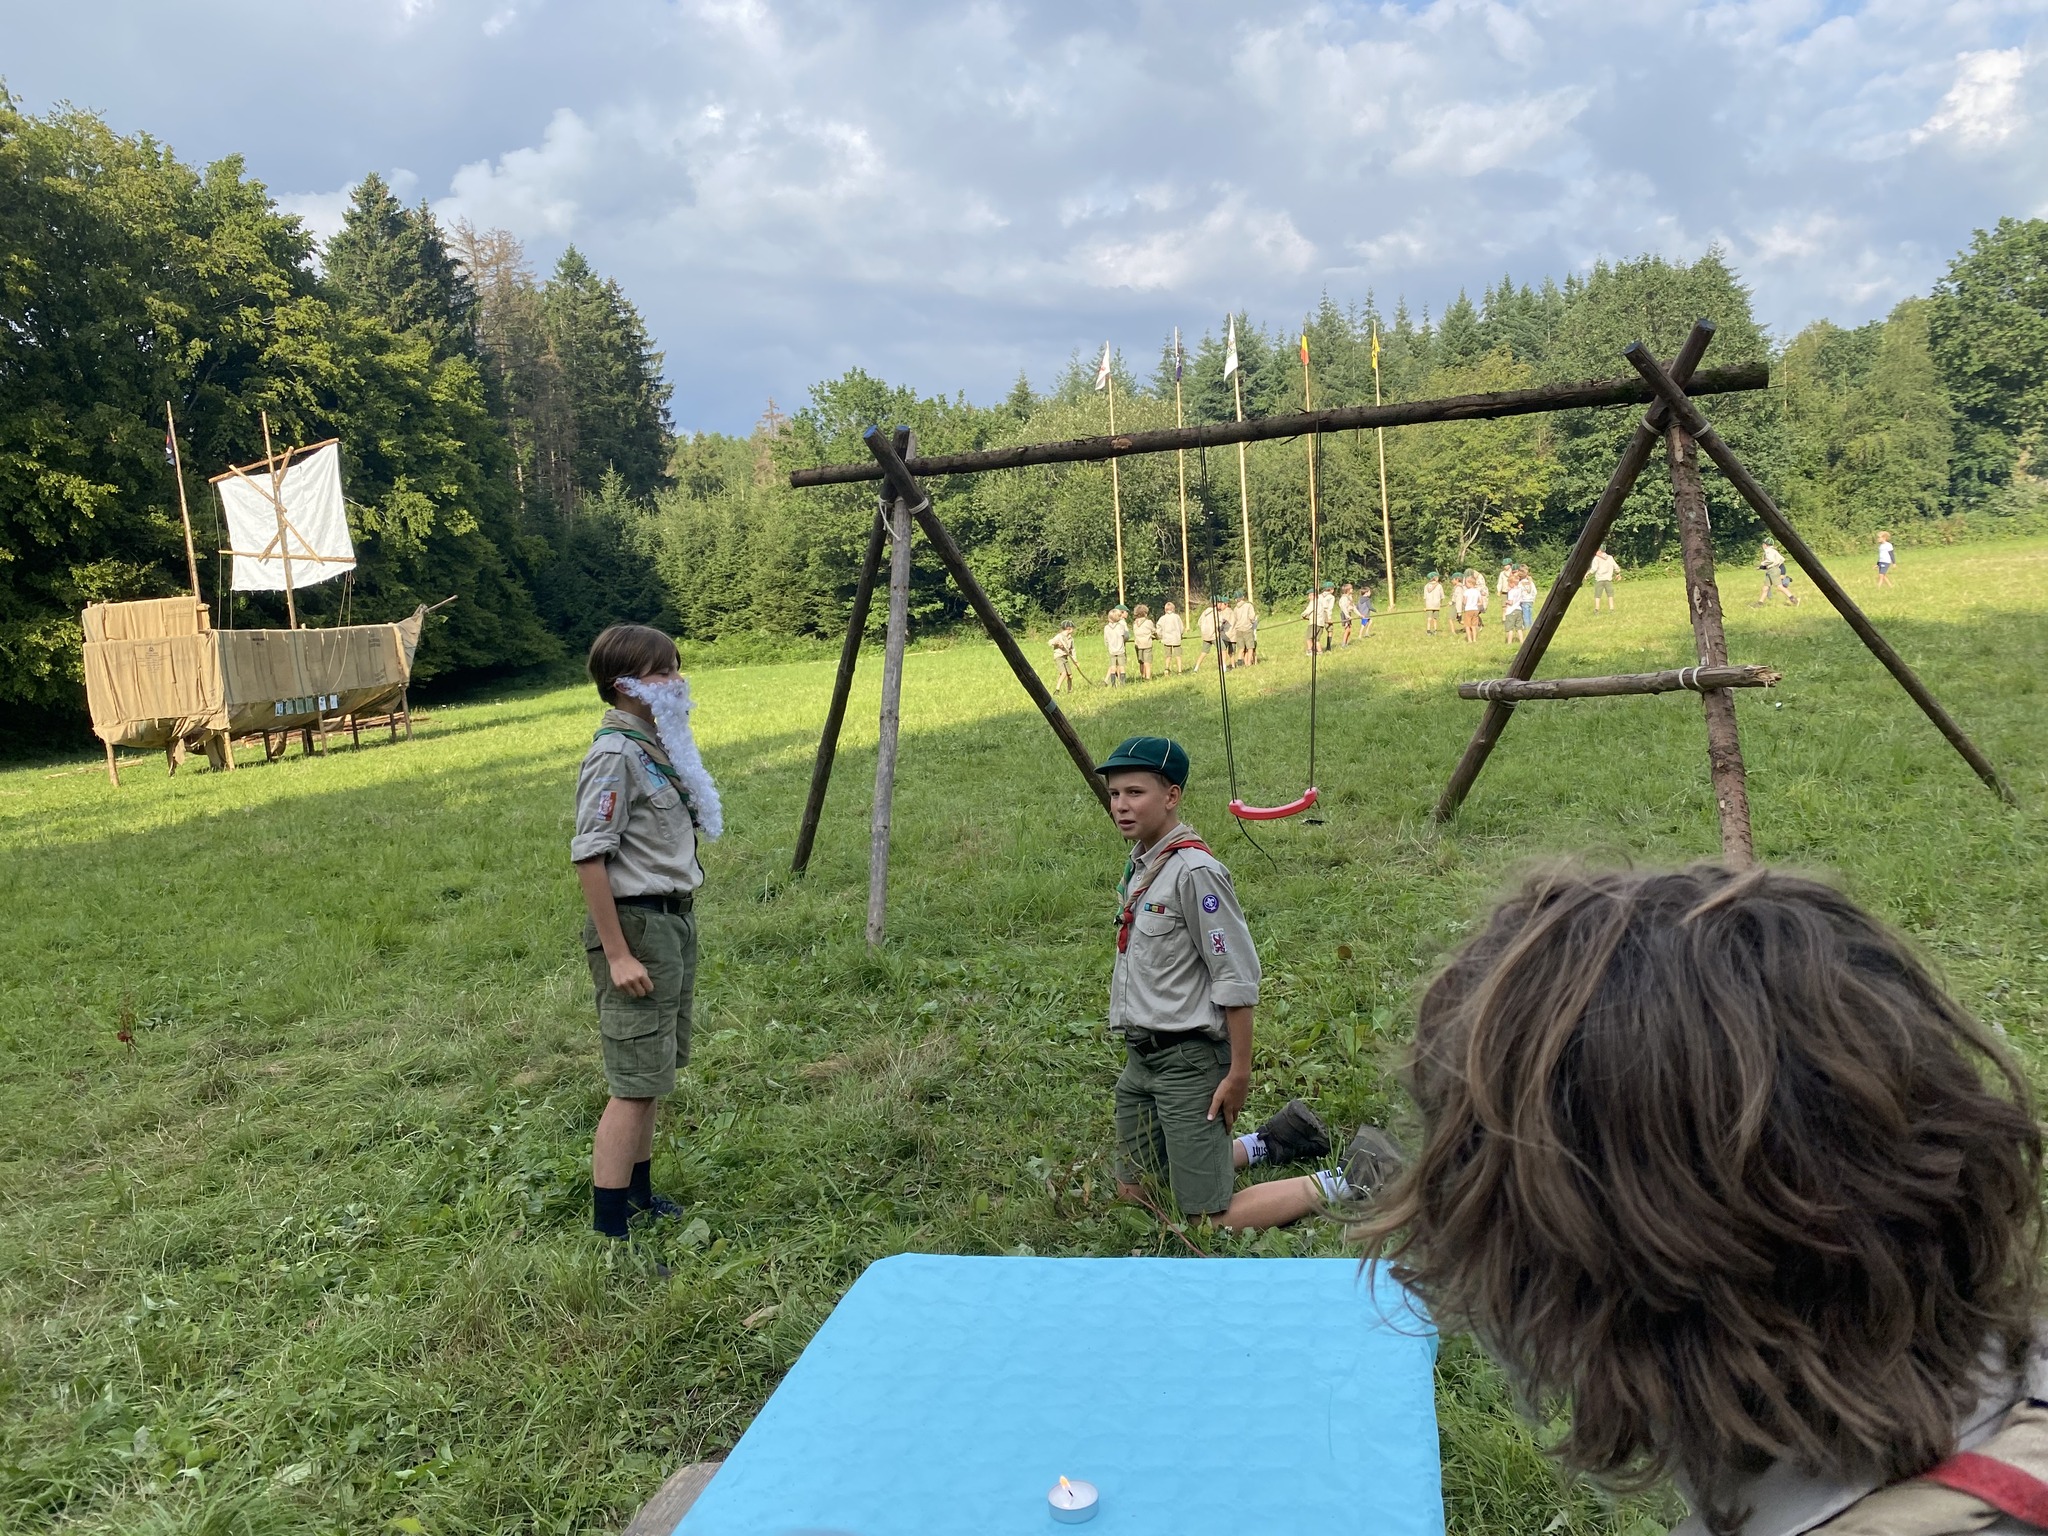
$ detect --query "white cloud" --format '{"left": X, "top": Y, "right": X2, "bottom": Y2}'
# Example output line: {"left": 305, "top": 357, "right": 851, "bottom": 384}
{"left": 1916, "top": 48, "right": 2029, "bottom": 145}
{"left": 14, "top": 0, "right": 2048, "bottom": 430}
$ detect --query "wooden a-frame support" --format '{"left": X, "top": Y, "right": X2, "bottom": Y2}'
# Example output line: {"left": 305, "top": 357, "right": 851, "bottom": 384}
{"left": 1433, "top": 320, "right": 2013, "bottom": 862}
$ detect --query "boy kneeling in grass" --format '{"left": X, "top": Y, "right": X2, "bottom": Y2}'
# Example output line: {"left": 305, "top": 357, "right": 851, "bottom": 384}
{"left": 571, "top": 624, "right": 723, "bottom": 1240}
{"left": 1360, "top": 864, "right": 2045, "bottom": 1536}
{"left": 1099, "top": 736, "right": 1382, "bottom": 1230}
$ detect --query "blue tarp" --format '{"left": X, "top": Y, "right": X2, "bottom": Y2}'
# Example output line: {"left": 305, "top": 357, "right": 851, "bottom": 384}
{"left": 677, "top": 1253, "right": 1443, "bottom": 1536}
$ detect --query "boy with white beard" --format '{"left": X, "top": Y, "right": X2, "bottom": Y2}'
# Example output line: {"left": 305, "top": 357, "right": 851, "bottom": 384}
{"left": 570, "top": 624, "right": 723, "bottom": 1240}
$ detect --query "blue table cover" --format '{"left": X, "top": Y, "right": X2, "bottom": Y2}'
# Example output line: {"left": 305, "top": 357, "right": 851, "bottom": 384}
{"left": 676, "top": 1253, "right": 1442, "bottom": 1536}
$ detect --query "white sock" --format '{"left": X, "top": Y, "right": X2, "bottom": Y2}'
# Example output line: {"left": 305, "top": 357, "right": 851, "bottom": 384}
{"left": 1237, "top": 1132, "right": 1266, "bottom": 1166}
{"left": 1314, "top": 1169, "right": 1353, "bottom": 1202}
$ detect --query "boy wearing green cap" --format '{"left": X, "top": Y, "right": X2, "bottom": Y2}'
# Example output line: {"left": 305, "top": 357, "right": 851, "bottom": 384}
{"left": 1048, "top": 621, "right": 1077, "bottom": 693}
{"left": 1096, "top": 734, "right": 1364, "bottom": 1229}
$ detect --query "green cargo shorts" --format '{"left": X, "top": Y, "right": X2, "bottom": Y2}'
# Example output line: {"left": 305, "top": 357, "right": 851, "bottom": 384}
{"left": 1113, "top": 1033, "right": 1234, "bottom": 1216}
{"left": 582, "top": 904, "right": 696, "bottom": 1099}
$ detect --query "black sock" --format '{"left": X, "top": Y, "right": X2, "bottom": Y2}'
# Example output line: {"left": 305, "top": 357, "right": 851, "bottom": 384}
{"left": 628, "top": 1159, "right": 652, "bottom": 1212}
{"left": 593, "top": 1184, "right": 632, "bottom": 1239}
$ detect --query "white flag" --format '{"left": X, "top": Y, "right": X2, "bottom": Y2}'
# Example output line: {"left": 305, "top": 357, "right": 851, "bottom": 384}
{"left": 1223, "top": 314, "right": 1239, "bottom": 379}
{"left": 1094, "top": 342, "right": 1112, "bottom": 392}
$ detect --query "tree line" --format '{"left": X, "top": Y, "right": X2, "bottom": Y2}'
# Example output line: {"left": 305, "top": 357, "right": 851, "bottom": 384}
{"left": 6, "top": 90, "right": 2048, "bottom": 748}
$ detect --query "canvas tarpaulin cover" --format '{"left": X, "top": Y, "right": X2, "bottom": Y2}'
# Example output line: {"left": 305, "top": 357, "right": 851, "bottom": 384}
{"left": 213, "top": 442, "right": 355, "bottom": 593}
{"left": 82, "top": 600, "right": 427, "bottom": 748}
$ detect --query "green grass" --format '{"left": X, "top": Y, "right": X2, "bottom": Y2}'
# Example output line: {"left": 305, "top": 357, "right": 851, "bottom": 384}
{"left": 3, "top": 538, "right": 2046, "bottom": 1534}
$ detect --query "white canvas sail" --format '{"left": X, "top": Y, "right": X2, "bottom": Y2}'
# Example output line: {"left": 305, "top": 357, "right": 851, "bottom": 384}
{"left": 214, "top": 441, "right": 354, "bottom": 592}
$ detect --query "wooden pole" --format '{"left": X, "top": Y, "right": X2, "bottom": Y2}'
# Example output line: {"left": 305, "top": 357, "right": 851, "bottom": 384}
{"left": 260, "top": 411, "right": 297, "bottom": 629}
{"left": 1300, "top": 335, "right": 1322, "bottom": 645}
{"left": 862, "top": 428, "right": 1112, "bottom": 819}
{"left": 1232, "top": 366, "right": 1254, "bottom": 601}
{"left": 1666, "top": 424, "right": 1755, "bottom": 864}
{"left": 1172, "top": 332, "right": 1192, "bottom": 618}
{"left": 1434, "top": 321, "right": 1720, "bottom": 823}
{"left": 867, "top": 429, "right": 914, "bottom": 947}
{"left": 165, "top": 402, "right": 201, "bottom": 599}
{"left": 1107, "top": 369, "right": 1126, "bottom": 609}
{"left": 1458, "top": 665, "right": 1778, "bottom": 702}
{"left": 788, "top": 363, "right": 1771, "bottom": 487}
{"left": 1371, "top": 324, "right": 1395, "bottom": 610}
{"left": 103, "top": 739, "right": 120, "bottom": 787}
{"left": 791, "top": 503, "right": 889, "bottom": 876}
{"left": 1623, "top": 343, "right": 2016, "bottom": 806}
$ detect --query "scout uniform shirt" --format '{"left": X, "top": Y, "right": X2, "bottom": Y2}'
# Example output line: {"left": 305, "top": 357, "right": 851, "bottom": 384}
{"left": 1424, "top": 579, "right": 1445, "bottom": 610}
{"left": 1590, "top": 551, "right": 1619, "bottom": 583}
{"left": 1157, "top": 609, "right": 1184, "bottom": 647}
{"left": 570, "top": 708, "right": 704, "bottom": 897}
{"left": 1049, "top": 630, "right": 1076, "bottom": 667}
{"left": 1232, "top": 598, "right": 1257, "bottom": 642}
{"left": 1133, "top": 615, "right": 1156, "bottom": 650}
{"left": 1109, "top": 822, "right": 1260, "bottom": 1039}
{"left": 1103, "top": 618, "right": 1128, "bottom": 656}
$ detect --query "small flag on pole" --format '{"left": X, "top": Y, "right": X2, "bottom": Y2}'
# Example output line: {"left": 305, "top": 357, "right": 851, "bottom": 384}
{"left": 1173, "top": 327, "right": 1184, "bottom": 382}
{"left": 164, "top": 424, "right": 177, "bottom": 466}
{"left": 1371, "top": 323, "right": 1382, "bottom": 372}
{"left": 1299, "top": 332, "right": 1311, "bottom": 367}
{"left": 1223, "top": 315, "right": 1239, "bottom": 379}
{"left": 1094, "top": 342, "right": 1112, "bottom": 392}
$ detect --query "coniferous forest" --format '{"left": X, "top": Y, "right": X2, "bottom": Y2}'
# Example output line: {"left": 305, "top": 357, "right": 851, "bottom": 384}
{"left": 8, "top": 93, "right": 2048, "bottom": 749}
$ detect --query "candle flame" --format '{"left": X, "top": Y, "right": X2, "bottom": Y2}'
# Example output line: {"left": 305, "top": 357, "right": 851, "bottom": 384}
{"left": 1059, "top": 1477, "right": 1072, "bottom": 1494}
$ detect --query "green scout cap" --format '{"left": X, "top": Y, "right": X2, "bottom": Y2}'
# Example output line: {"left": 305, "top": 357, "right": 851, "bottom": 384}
{"left": 1096, "top": 735, "right": 1190, "bottom": 787}
{"left": 1426, "top": 569, "right": 1439, "bottom": 578}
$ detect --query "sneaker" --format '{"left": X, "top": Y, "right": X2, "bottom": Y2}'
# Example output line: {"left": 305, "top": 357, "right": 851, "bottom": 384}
{"left": 1255, "top": 1099, "right": 1331, "bottom": 1165}
{"left": 1342, "top": 1126, "right": 1409, "bottom": 1200}
{"left": 634, "top": 1193, "right": 687, "bottom": 1221}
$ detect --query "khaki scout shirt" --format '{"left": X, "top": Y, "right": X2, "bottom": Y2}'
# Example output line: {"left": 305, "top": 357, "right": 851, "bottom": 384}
{"left": 1157, "top": 611, "right": 1184, "bottom": 647}
{"left": 570, "top": 709, "right": 704, "bottom": 898}
{"left": 1233, "top": 600, "right": 1257, "bottom": 638}
{"left": 1108, "top": 822, "right": 1260, "bottom": 1038}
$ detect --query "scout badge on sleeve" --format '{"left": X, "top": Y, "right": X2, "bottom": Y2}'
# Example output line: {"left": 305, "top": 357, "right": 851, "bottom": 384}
{"left": 597, "top": 788, "right": 617, "bottom": 822}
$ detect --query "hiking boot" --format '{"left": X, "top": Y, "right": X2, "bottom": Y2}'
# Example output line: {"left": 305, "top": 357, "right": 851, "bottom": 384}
{"left": 1342, "top": 1126, "right": 1409, "bottom": 1200}
{"left": 1254, "top": 1099, "right": 1330, "bottom": 1165}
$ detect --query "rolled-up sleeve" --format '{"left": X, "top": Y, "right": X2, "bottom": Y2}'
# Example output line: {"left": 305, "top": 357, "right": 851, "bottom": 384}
{"left": 570, "top": 748, "right": 630, "bottom": 863}
{"left": 1178, "top": 864, "right": 1261, "bottom": 1007}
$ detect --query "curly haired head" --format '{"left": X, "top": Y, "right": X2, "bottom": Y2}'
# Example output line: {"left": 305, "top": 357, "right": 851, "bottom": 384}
{"left": 1361, "top": 864, "right": 2041, "bottom": 1534}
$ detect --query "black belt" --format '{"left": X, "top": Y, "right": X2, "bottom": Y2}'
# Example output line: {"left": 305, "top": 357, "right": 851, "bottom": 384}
{"left": 1125, "top": 1028, "right": 1216, "bottom": 1056}
{"left": 617, "top": 892, "right": 693, "bottom": 915}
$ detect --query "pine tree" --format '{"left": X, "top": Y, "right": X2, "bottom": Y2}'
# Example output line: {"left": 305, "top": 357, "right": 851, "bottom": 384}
{"left": 322, "top": 173, "right": 475, "bottom": 359}
{"left": 543, "top": 247, "right": 674, "bottom": 500}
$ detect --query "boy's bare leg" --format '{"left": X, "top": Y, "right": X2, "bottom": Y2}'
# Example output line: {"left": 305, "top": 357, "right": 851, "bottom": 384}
{"left": 1215, "top": 1175, "right": 1323, "bottom": 1231}
{"left": 593, "top": 1095, "right": 657, "bottom": 1186}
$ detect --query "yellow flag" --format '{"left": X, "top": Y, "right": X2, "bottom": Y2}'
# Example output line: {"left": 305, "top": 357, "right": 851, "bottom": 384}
{"left": 1371, "top": 324, "right": 1381, "bottom": 371}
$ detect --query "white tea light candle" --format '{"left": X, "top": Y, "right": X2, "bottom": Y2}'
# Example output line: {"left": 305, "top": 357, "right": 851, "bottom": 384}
{"left": 1049, "top": 1477, "right": 1098, "bottom": 1523}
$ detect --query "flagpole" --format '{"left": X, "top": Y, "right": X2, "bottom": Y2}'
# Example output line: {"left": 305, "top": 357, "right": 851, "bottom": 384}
{"left": 1301, "top": 334, "right": 1321, "bottom": 618}
{"left": 1172, "top": 330, "right": 1191, "bottom": 617}
{"left": 165, "top": 402, "right": 201, "bottom": 599}
{"left": 1107, "top": 366, "right": 1126, "bottom": 610}
{"left": 1372, "top": 322, "right": 1395, "bottom": 610}
{"left": 1230, "top": 332, "right": 1254, "bottom": 603}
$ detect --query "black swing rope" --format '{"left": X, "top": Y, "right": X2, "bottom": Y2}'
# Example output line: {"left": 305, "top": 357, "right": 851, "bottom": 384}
{"left": 1197, "top": 444, "right": 1276, "bottom": 869}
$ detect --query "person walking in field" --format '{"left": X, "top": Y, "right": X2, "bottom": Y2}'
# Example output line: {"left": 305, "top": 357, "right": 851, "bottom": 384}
{"left": 1131, "top": 603, "right": 1156, "bottom": 681}
{"left": 1048, "top": 621, "right": 1078, "bottom": 693}
{"left": 1502, "top": 575, "right": 1527, "bottom": 645}
{"left": 1423, "top": 571, "right": 1445, "bottom": 635}
{"left": 1102, "top": 608, "right": 1130, "bottom": 686}
{"left": 1157, "top": 601, "right": 1186, "bottom": 674}
{"left": 1458, "top": 572, "right": 1484, "bottom": 643}
{"left": 1876, "top": 531, "right": 1896, "bottom": 588}
{"left": 1755, "top": 540, "right": 1800, "bottom": 606}
{"left": 1337, "top": 582, "right": 1360, "bottom": 647}
{"left": 571, "top": 624, "right": 722, "bottom": 1241}
{"left": 1232, "top": 593, "right": 1259, "bottom": 668}
{"left": 1512, "top": 566, "right": 1537, "bottom": 634}
{"left": 1356, "top": 583, "right": 1375, "bottom": 639}
{"left": 1194, "top": 599, "right": 1221, "bottom": 673}
{"left": 1096, "top": 735, "right": 1374, "bottom": 1230}
{"left": 1302, "top": 583, "right": 1336, "bottom": 656}
{"left": 1589, "top": 545, "right": 1619, "bottom": 611}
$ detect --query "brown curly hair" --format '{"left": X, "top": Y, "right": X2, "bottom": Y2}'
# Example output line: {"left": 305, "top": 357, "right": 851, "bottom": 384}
{"left": 1359, "top": 864, "right": 2041, "bottom": 1534}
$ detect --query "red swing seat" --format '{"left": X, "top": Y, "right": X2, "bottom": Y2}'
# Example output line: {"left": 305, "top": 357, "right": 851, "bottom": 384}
{"left": 1228, "top": 787, "right": 1319, "bottom": 821}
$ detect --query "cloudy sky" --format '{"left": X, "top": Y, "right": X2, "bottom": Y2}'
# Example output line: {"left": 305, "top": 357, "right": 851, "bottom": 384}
{"left": 9, "top": 0, "right": 2048, "bottom": 433}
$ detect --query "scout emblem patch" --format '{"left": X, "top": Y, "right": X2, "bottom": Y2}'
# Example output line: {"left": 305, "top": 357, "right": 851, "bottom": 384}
{"left": 1209, "top": 930, "right": 1228, "bottom": 954}
{"left": 1201, "top": 893, "right": 1220, "bottom": 913}
{"left": 597, "top": 788, "right": 617, "bottom": 822}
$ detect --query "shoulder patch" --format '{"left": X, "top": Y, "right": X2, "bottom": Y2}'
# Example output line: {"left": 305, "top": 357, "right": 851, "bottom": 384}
{"left": 597, "top": 788, "right": 617, "bottom": 822}
{"left": 1201, "top": 893, "right": 1221, "bottom": 913}
{"left": 1208, "top": 929, "right": 1228, "bottom": 954}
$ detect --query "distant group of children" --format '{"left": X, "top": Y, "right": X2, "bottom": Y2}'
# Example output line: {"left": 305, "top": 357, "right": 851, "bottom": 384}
{"left": 1301, "top": 581, "right": 1375, "bottom": 652}
{"left": 1050, "top": 593, "right": 1273, "bottom": 690}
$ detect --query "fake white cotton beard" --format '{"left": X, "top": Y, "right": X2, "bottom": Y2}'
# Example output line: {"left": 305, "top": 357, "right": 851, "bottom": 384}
{"left": 615, "top": 675, "right": 723, "bottom": 841}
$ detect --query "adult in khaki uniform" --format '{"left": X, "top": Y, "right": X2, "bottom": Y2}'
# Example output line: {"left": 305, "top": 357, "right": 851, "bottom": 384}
{"left": 1098, "top": 736, "right": 1349, "bottom": 1229}
{"left": 572, "top": 624, "right": 714, "bottom": 1239}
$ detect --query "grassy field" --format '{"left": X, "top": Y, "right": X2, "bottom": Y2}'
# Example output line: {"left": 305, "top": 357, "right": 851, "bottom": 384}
{"left": 3, "top": 537, "right": 2045, "bottom": 1535}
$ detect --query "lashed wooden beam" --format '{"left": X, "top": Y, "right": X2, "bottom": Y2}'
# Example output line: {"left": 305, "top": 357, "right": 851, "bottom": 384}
{"left": 1457, "top": 665, "right": 1779, "bottom": 702}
